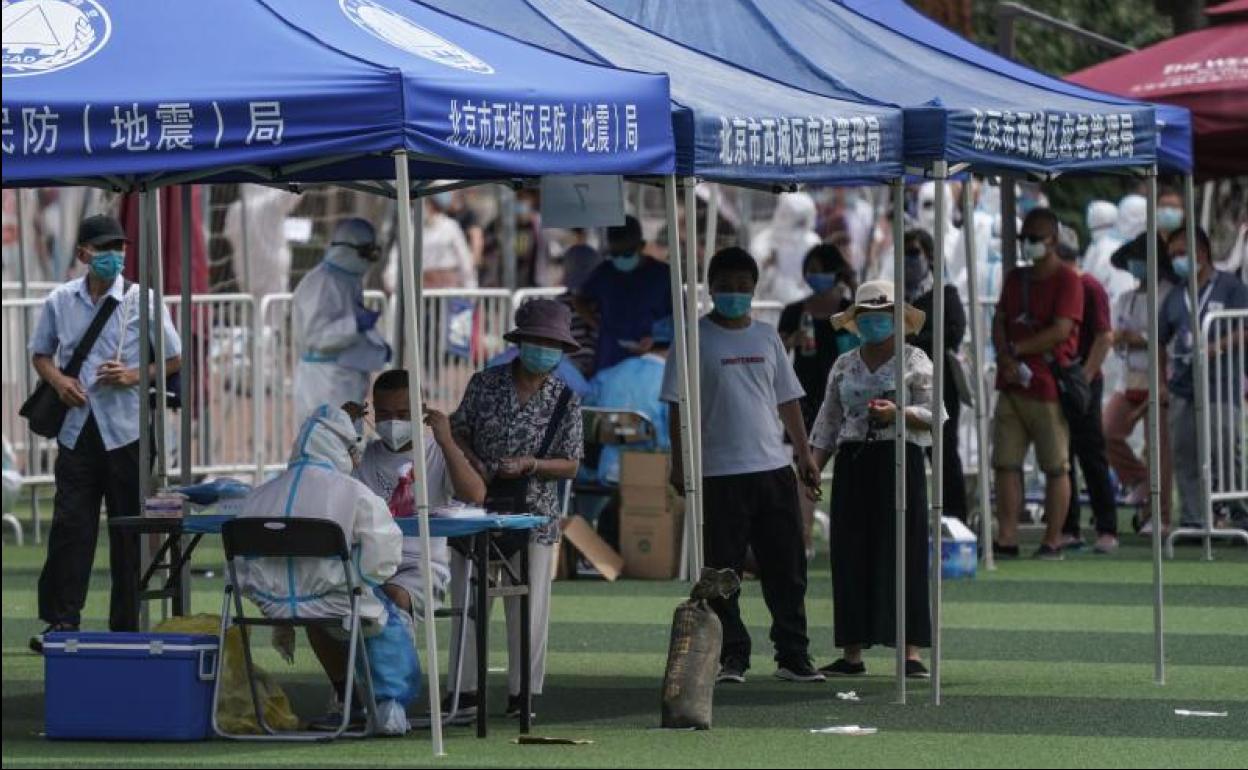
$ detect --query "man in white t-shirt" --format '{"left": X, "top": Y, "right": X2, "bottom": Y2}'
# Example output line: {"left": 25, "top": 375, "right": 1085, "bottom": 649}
{"left": 353, "top": 369, "right": 485, "bottom": 618}
{"left": 661, "top": 247, "right": 824, "bottom": 685}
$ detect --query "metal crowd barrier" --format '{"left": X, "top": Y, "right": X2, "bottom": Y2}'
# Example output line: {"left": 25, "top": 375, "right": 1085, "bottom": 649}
{"left": 1168, "top": 308, "right": 1248, "bottom": 557}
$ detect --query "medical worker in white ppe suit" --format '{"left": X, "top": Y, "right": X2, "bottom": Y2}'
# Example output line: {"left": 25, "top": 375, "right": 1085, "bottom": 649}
{"left": 234, "top": 405, "right": 408, "bottom": 733}
{"left": 292, "top": 218, "right": 391, "bottom": 425}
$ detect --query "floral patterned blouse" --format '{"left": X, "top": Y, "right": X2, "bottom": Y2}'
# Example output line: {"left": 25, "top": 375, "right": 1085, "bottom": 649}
{"left": 810, "top": 344, "right": 945, "bottom": 451}
{"left": 452, "top": 362, "right": 583, "bottom": 544}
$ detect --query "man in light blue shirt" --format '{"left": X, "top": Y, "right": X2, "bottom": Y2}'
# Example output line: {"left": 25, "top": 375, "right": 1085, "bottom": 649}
{"left": 28, "top": 214, "right": 182, "bottom": 651}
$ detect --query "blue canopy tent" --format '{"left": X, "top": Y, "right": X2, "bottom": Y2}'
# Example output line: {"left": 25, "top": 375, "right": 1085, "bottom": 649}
{"left": 598, "top": 0, "right": 1185, "bottom": 699}
{"left": 2, "top": 0, "right": 678, "bottom": 748}
{"left": 419, "top": 0, "right": 911, "bottom": 587}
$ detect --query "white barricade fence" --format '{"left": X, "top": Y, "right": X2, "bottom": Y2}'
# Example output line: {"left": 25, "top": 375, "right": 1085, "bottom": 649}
{"left": 2, "top": 297, "right": 57, "bottom": 540}
{"left": 2, "top": 281, "right": 59, "bottom": 301}
{"left": 1169, "top": 308, "right": 1248, "bottom": 555}
{"left": 161, "top": 293, "right": 258, "bottom": 482}
{"left": 419, "top": 289, "right": 515, "bottom": 414}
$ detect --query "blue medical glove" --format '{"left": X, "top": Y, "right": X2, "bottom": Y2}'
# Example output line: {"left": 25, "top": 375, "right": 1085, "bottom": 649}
{"left": 355, "top": 307, "right": 381, "bottom": 332}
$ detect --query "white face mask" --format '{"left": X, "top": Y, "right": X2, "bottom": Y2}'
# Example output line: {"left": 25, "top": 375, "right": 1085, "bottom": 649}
{"left": 376, "top": 420, "right": 413, "bottom": 452}
{"left": 1022, "top": 238, "right": 1048, "bottom": 263}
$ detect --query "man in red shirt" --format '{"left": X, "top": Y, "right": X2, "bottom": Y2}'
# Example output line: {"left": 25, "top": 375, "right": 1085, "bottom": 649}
{"left": 992, "top": 209, "right": 1085, "bottom": 559}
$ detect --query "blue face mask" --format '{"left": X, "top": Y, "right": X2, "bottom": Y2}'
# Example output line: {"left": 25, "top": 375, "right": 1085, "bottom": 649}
{"left": 806, "top": 273, "right": 839, "bottom": 294}
{"left": 1172, "top": 255, "right": 1192, "bottom": 279}
{"left": 856, "top": 312, "right": 895, "bottom": 344}
{"left": 519, "top": 342, "right": 562, "bottom": 374}
{"left": 611, "top": 254, "right": 641, "bottom": 273}
{"left": 712, "top": 292, "right": 753, "bottom": 319}
{"left": 1158, "top": 206, "right": 1184, "bottom": 233}
{"left": 90, "top": 250, "right": 125, "bottom": 282}
{"left": 1128, "top": 261, "right": 1147, "bottom": 283}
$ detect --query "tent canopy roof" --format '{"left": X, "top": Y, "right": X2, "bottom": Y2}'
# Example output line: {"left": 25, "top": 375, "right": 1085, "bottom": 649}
{"left": 420, "top": 0, "right": 907, "bottom": 185}
{"left": 598, "top": 0, "right": 1183, "bottom": 175}
{"left": 1, "top": 0, "right": 677, "bottom": 189}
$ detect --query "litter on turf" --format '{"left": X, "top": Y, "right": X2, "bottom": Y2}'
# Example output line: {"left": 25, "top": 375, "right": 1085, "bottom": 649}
{"left": 1173, "top": 709, "right": 1228, "bottom": 718}
{"left": 810, "top": 725, "right": 877, "bottom": 736}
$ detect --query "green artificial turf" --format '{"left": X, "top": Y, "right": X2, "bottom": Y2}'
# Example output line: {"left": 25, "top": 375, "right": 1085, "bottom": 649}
{"left": 2, "top": 514, "right": 1245, "bottom": 768}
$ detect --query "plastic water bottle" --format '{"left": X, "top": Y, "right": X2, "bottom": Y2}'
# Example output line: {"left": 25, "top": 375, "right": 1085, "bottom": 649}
{"left": 800, "top": 312, "right": 817, "bottom": 358}
{"left": 1017, "top": 362, "right": 1033, "bottom": 389}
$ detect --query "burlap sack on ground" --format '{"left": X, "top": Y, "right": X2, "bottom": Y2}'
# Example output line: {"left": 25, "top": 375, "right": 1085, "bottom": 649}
{"left": 660, "top": 568, "right": 740, "bottom": 730}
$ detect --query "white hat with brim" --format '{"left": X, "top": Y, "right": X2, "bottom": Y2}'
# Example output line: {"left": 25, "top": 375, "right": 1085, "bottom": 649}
{"left": 832, "top": 280, "right": 926, "bottom": 337}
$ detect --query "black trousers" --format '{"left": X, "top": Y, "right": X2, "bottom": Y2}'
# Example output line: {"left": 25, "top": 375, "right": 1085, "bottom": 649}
{"left": 928, "top": 391, "right": 969, "bottom": 520}
{"left": 38, "top": 415, "right": 143, "bottom": 631}
{"left": 830, "top": 442, "right": 931, "bottom": 649}
{"left": 1064, "top": 378, "right": 1119, "bottom": 537}
{"left": 702, "top": 466, "right": 810, "bottom": 668}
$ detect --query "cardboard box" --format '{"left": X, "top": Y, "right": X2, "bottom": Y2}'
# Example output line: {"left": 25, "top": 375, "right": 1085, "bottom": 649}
{"left": 560, "top": 515, "right": 623, "bottom": 582}
{"left": 619, "top": 505, "right": 685, "bottom": 580}
{"left": 620, "top": 451, "right": 673, "bottom": 509}
{"left": 619, "top": 451, "right": 668, "bottom": 487}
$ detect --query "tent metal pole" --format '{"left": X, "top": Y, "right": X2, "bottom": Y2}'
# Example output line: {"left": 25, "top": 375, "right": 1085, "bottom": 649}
{"left": 1146, "top": 167, "right": 1166, "bottom": 685}
{"left": 684, "top": 178, "right": 705, "bottom": 574}
{"left": 931, "top": 162, "right": 948, "bottom": 706}
{"left": 179, "top": 188, "right": 194, "bottom": 488}
{"left": 704, "top": 184, "right": 720, "bottom": 284}
{"left": 151, "top": 192, "right": 169, "bottom": 490}
{"left": 1184, "top": 174, "right": 1216, "bottom": 563}
{"left": 394, "top": 150, "right": 445, "bottom": 756}
{"left": 891, "top": 178, "right": 908, "bottom": 705}
{"left": 664, "top": 175, "right": 699, "bottom": 580}
{"left": 138, "top": 191, "right": 152, "bottom": 503}
{"left": 962, "top": 182, "right": 994, "bottom": 572}
{"left": 178, "top": 187, "right": 194, "bottom": 614}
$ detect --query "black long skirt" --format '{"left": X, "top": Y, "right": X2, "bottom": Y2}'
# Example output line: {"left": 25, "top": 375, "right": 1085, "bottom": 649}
{"left": 829, "top": 441, "right": 932, "bottom": 649}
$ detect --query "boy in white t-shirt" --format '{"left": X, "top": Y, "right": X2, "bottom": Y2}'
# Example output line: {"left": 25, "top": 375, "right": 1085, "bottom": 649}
{"left": 661, "top": 247, "right": 824, "bottom": 685}
{"left": 353, "top": 370, "right": 485, "bottom": 617}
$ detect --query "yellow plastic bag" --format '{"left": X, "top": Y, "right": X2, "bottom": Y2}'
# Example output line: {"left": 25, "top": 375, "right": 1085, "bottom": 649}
{"left": 154, "top": 614, "right": 299, "bottom": 734}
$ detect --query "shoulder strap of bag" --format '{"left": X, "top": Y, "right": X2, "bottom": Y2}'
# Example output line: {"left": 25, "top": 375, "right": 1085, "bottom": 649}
{"left": 62, "top": 295, "right": 122, "bottom": 378}
{"left": 535, "top": 385, "right": 575, "bottom": 460}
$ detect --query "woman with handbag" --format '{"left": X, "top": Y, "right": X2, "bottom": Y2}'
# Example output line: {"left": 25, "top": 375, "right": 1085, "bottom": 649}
{"left": 903, "top": 229, "right": 971, "bottom": 522}
{"left": 448, "top": 298, "right": 583, "bottom": 719}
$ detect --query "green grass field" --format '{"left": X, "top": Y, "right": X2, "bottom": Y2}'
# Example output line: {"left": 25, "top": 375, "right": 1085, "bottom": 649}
{"left": 2, "top": 518, "right": 1246, "bottom": 768}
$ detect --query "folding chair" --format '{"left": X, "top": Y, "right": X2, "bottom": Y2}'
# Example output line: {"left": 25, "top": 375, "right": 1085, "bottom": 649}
{"left": 213, "top": 517, "right": 378, "bottom": 741}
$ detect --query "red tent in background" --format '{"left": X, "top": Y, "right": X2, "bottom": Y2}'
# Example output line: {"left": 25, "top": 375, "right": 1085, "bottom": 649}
{"left": 1066, "top": 9, "right": 1247, "bottom": 178}
{"left": 117, "top": 186, "right": 209, "bottom": 298}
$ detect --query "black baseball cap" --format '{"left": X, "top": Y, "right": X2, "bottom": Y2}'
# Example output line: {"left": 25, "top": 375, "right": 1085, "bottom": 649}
{"left": 76, "top": 215, "right": 128, "bottom": 247}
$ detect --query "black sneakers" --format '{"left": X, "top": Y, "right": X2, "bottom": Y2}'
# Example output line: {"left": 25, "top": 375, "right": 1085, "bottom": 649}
{"left": 774, "top": 657, "right": 826, "bottom": 683}
{"left": 905, "top": 659, "right": 931, "bottom": 679}
{"left": 716, "top": 661, "right": 747, "bottom": 684}
{"left": 1033, "top": 544, "right": 1065, "bottom": 561}
{"left": 505, "top": 694, "right": 536, "bottom": 720}
{"left": 992, "top": 542, "right": 1021, "bottom": 559}
{"left": 441, "top": 691, "right": 478, "bottom": 722}
{"left": 29, "top": 623, "right": 77, "bottom": 655}
{"left": 819, "top": 658, "right": 867, "bottom": 677}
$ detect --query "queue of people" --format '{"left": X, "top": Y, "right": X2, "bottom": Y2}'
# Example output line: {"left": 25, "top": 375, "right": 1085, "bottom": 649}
{"left": 24, "top": 194, "right": 1246, "bottom": 724}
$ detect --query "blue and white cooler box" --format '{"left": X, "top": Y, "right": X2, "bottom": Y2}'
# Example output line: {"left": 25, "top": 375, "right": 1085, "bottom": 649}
{"left": 44, "top": 632, "right": 219, "bottom": 741}
{"left": 934, "top": 516, "right": 978, "bottom": 580}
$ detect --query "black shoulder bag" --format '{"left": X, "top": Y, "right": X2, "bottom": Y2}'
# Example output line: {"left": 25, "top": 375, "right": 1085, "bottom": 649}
{"left": 1022, "top": 268, "right": 1091, "bottom": 419}
{"left": 484, "top": 385, "right": 575, "bottom": 515}
{"left": 19, "top": 295, "right": 121, "bottom": 439}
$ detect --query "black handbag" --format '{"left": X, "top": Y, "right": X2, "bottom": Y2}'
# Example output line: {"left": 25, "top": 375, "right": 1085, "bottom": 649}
{"left": 19, "top": 295, "right": 121, "bottom": 439}
{"left": 483, "top": 386, "right": 574, "bottom": 556}
{"left": 1021, "top": 268, "right": 1092, "bottom": 419}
